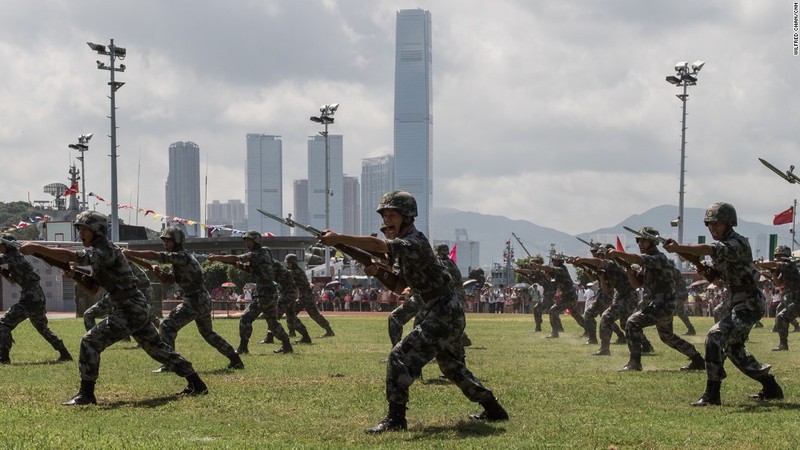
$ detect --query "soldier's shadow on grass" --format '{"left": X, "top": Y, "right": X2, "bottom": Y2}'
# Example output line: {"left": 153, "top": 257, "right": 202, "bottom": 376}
{"left": 413, "top": 421, "right": 506, "bottom": 438}
{"left": 100, "top": 394, "right": 185, "bottom": 409}
{"left": 14, "top": 360, "right": 73, "bottom": 367}
{"left": 733, "top": 401, "right": 800, "bottom": 412}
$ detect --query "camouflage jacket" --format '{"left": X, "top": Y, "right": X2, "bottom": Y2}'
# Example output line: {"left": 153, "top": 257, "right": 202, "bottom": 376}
{"left": 386, "top": 226, "right": 451, "bottom": 298}
{"left": 273, "top": 262, "right": 299, "bottom": 300}
{"left": 774, "top": 260, "right": 800, "bottom": 303}
{"left": 75, "top": 238, "right": 138, "bottom": 295}
{"left": 158, "top": 249, "right": 207, "bottom": 297}
{"left": 0, "top": 249, "right": 41, "bottom": 291}
{"left": 525, "top": 270, "right": 555, "bottom": 302}
{"left": 671, "top": 266, "right": 688, "bottom": 301}
{"left": 639, "top": 249, "right": 674, "bottom": 300}
{"left": 438, "top": 255, "right": 467, "bottom": 303}
{"left": 551, "top": 264, "right": 577, "bottom": 303}
{"left": 289, "top": 265, "right": 313, "bottom": 298}
{"left": 600, "top": 260, "right": 636, "bottom": 301}
{"left": 236, "top": 246, "right": 277, "bottom": 296}
{"left": 711, "top": 229, "right": 760, "bottom": 292}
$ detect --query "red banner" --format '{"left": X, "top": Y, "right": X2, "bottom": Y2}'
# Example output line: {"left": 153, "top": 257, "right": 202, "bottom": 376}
{"left": 773, "top": 206, "right": 794, "bottom": 225}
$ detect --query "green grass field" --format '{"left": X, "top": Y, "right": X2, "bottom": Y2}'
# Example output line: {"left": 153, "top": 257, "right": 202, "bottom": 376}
{"left": 1, "top": 312, "right": 798, "bottom": 449}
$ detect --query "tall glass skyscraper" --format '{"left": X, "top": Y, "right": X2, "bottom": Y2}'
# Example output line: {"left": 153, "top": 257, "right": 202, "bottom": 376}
{"left": 307, "top": 134, "right": 343, "bottom": 232}
{"left": 245, "top": 134, "right": 283, "bottom": 235}
{"left": 394, "top": 8, "right": 433, "bottom": 237}
{"left": 360, "top": 154, "right": 394, "bottom": 235}
{"left": 165, "top": 141, "right": 201, "bottom": 236}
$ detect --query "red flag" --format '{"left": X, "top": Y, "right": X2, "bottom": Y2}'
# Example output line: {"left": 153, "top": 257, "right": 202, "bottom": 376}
{"left": 449, "top": 243, "right": 457, "bottom": 263}
{"left": 773, "top": 206, "right": 793, "bottom": 225}
{"left": 616, "top": 236, "right": 625, "bottom": 253}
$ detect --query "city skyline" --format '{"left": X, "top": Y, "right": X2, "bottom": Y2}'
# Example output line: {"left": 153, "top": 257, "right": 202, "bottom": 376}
{"left": 165, "top": 141, "right": 200, "bottom": 237}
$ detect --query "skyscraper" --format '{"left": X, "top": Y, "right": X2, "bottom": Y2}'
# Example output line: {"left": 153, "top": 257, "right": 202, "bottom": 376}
{"left": 292, "top": 179, "right": 309, "bottom": 228}
{"left": 165, "top": 141, "right": 200, "bottom": 236}
{"left": 207, "top": 199, "right": 246, "bottom": 229}
{"left": 307, "top": 134, "right": 343, "bottom": 232}
{"left": 245, "top": 134, "right": 283, "bottom": 235}
{"left": 343, "top": 176, "right": 360, "bottom": 235}
{"left": 360, "top": 154, "right": 395, "bottom": 235}
{"left": 394, "top": 8, "right": 433, "bottom": 237}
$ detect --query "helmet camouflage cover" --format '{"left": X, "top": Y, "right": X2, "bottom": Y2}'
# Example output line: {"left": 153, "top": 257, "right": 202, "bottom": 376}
{"left": 775, "top": 245, "right": 791, "bottom": 259}
{"left": 243, "top": 230, "right": 264, "bottom": 247}
{"left": 285, "top": 253, "right": 298, "bottom": 264}
{"left": 376, "top": 191, "right": 418, "bottom": 217}
{"left": 434, "top": 243, "right": 450, "bottom": 257}
{"left": 73, "top": 211, "right": 109, "bottom": 237}
{"left": 160, "top": 227, "right": 185, "bottom": 246}
{"left": 704, "top": 202, "right": 737, "bottom": 227}
{"left": 636, "top": 226, "right": 661, "bottom": 244}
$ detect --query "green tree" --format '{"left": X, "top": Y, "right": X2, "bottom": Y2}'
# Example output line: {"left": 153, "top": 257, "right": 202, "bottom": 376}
{"left": 202, "top": 261, "right": 229, "bottom": 291}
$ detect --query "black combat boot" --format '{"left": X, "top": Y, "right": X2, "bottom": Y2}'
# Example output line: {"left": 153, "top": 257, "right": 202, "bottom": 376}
{"left": 545, "top": 331, "right": 559, "bottom": 339}
{"left": 236, "top": 340, "right": 249, "bottom": 355}
{"left": 63, "top": 380, "right": 97, "bottom": 406}
{"left": 273, "top": 340, "right": 294, "bottom": 354}
{"left": 772, "top": 338, "right": 789, "bottom": 351}
{"left": 152, "top": 364, "right": 172, "bottom": 373}
{"left": 259, "top": 333, "right": 274, "bottom": 344}
{"left": 748, "top": 374, "right": 784, "bottom": 400}
{"left": 469, "top": 397, "right": 509, "bottom": 421}
{"left": 680, "top": 353, "right": 706, "bottom": 371}
{"left": 641, "top": 341, "right": 654, "bottom": 354}
{"left": 0, "top": 347, "right": 10, "bottom": 364}
{"left": 533, "top": 323, "right": 542, "bottom": 332}
{"left": 294, "top": 332, "right": 312, "bottom": 344}
{"left": 692, "top": 380, "right": 721, "bottom": 406}
{"left": 584, "top": 336, "right": 598, "bottom": 345}
{"left": 227, "top": 353, "right": 245, "bottom": 370}
{"left": 683, "top": 327, "right": 696, "bottom": 336}
{"left": 592, "top": 344, "right": 611, "bottom": 356}
{"left": 319, "top": 328, "right": 335, "bottom": 338}
{"left": 365, "top": 402, "right": 407, "bottom": 433}
{"left": 55, "top": 343, "right": 73, "bottom": 362}
{"left": 619, "top": 353, "right": 642, "bottom": 372}
{"left": 176, "top": 372, "right": 208, "bottom": 397}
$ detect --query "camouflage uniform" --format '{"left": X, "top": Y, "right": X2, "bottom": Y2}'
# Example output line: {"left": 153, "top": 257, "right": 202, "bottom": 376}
{"left": 771, "top": 259, "right": 800, "bottom": 350}
{"left": 0, "top": 248, "right": 71, "bottom": 363}
{"left": 262, "top": 261, "right": 311, "bottom": 344}
{"left": 388, "top": 294, "right": 422, "bottom": 346}
{"left": 384, "top": 225, "right": 497, "bottom": 409}
{"left": 623, "top": 246, "right": 702, "bottom": 369}
{"left": 596, "top": 259, "right": 637, "bottom": 355}
{"left": 236, "top": 246, "right": 292, "bottom": 353}
{"left": 672, "top": 267, "right": 696, "bottom": 335}
{"left": 526, "top": 270, "right": 556, "bottom": 332}
{"left": 156, "top": 248, "right": 240, "bottom": 365}
{"left": 547, "top": 263, "right": 585, "bottom": 338}
{"left": 288, "top": 263, "right": 334, "bottom": 336}
{"left": 582, "top": 277, "right": 612, "bottom": 345}
{"left": 84, "top": 263, "right": 159, "bottom": 331}
{"left": 436, "top": 245, "right": 472, "bottom": 347}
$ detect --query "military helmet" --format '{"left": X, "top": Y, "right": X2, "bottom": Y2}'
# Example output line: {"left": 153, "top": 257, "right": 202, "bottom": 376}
{"left": 434, "top": 243, "right": 450, "bottom": 257}
{"left": 73, "top": 211, "right": 109, "bottom": 237}
{"left": 285, "top": 253, "right": 298, "bottom": 264}
{"left": 531, "top": 255, "right": 545, "bottom": 264}
{"left": 0, "top": 233, "right": 15, "bottom": 242}
{"left": 160, "top": 227, "right": 185, "bottom": 246}
{"left": 243, "top": 230, "right": 264, "bottom": 247}
{"left": 636, "top": 226, "right": 661, "bottom": 244}
{"left": 775, "top": 245, "right": 792, "bottom": 259}
{"left": 376, "top": 191, "right": 418, "bottom": 217}
{"left": 704, "top": 202, "right": 737, "bottom": 227}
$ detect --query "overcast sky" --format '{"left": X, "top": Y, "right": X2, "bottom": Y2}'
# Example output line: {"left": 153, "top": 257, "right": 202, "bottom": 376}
{"left": 1, "top": 1, "right": 798, "bottom": 236}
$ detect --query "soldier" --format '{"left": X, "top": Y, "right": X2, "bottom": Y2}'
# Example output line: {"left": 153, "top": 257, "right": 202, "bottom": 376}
{"left": 515, "top": 256, "right": 558, "bottom": 333}
{"left": 20, "top": 212, "right": 207, "bottom": 405}
{"left": 207, "top": 231, "right": 293, "bottom": 355}
{"left": 569, "top": 247, "right": 620, "bottom": 346}
{"left": 527, "top": 255, "right": 586, "bottom": 338}
{"left": 259, "top": 258, "right": 313, "bottom": 346}
{"left": 671, "top": 266, "right": 697, "bottom": 335}
{"left": 606, "top": 227, "right": 705, "bottom": 372}
{"left": 435, "top": 243, "right": 472, "bottom": 347}
{"left": 754, "top": 245, "right": 800, "bottom": 351}
{"left": 0, "top": 234, "right": 72, "bottom": 365}
{"left": 284, "top": 253, "right": 335, "bottom": 338}
{"left": 318, "top": 191, "right": 507, "bottom": 433}
{"left": 665, "top": 203, "right": 783, "bottom": 405}
{"left": 122, "top": 227, "right": 243, "bottom": 371}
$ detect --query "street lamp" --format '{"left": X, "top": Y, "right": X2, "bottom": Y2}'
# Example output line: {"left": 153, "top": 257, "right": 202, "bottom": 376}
{"left": 87, "top": 39, "right": 127, "bottom": 242}
{"left": 665, "top": 60, "right": 704, "bottom": 245}
{"left": 310, "top": 103, "right": 339, "bottom": 277}
{"left": 68, "top": 133, "right": 93, "bottom": 211}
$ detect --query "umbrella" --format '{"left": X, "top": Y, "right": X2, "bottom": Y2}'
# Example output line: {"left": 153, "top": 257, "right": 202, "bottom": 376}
{"left": 325, "top": 280, "right": 342, "bottom": 288}
{"left": 689, "top": 279, "right": 709, "bottom": 288}
{"left": 463, "top": 279, "right": 479, "bottom": 288}
{"left": 221, "top": 282, "right": 236, "bottom": 288}
{"left": 706, "top": 283, "right": 717, "bottom": 290}
{"left": 512, "top": 282, "right": 531, "bottom": 289}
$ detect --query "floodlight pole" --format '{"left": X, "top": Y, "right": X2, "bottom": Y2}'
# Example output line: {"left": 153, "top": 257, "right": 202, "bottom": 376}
{"left": 310, "top": 105, "right": 337, "bottom": 278}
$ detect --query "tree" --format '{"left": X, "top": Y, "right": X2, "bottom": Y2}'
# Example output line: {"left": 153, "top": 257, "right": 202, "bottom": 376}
{"left": 201, "top": 261, "right": 229, "bottom": 291}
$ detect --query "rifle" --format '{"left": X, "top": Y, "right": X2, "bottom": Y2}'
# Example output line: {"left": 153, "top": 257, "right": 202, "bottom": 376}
{"left": 0, "top": 237, "right": 98, "bottom": 292}
{"left": 576, "top": 237, "right": 602, "bottom": 252}
{"left": 125, "top": 253, "right": 174, "bottom": 284}
{"left": 622, "top": 226, "right": 716, "bottom": 280}
{"left": 511, "top": 233, "right": 533, "bottom": 257}
{"left": 256, "top": 209, "right": 399, "bottom": 290}
{"left": 759, "top": 158, "right": 800, "bottom": 184}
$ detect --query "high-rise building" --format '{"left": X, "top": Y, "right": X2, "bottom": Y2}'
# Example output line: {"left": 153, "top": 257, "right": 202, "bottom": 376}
{"left": 343, "top": 176, "right": 360, "bottom": 235}
{"left": 245, "top": 134, "right": 284, "bottom": 235}
{"left": 360, "top": 154, "right": 394, "bottom": 235}
{"left": 165, "top": 141, "right": 201, "bottom": 236}
{"left": 394, "top": 8, "right": 433, "bottom": 237}
{"left": 307, "top": 134, "right": 343, "bottom": 232}
{"left": 207, "top": 199, "right": 246, "bottom": 229}
{"left": 292, "top": 179, "right": 309, "bottom": 229}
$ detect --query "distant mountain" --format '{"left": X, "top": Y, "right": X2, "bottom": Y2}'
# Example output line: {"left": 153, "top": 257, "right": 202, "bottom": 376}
{"left": 432, "top": 205, "right": 793, "bottom": 268}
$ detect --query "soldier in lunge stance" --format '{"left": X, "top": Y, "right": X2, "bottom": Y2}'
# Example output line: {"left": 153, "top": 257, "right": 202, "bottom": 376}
{"left": 606, "top": 227, "right": 705, "bottom": 372}
{"left": 259, "top": 258, "right": 313, "bottom": 346}
{"left": 515, "top": 256, "right": 558, "bottom": 333}
{"left": 0, "top": 234, "right": 72, "bottom": 365}
{"left": 207, "top": 231, "right": 293, "bottom": 355}
{"left": 284, "top": 254, "right": 335, "bottom": 338}
{"left": 755, "top": 246, "right": 800, "bottom": 351}
{"left": 671, "top": 265, "right": 697, "bottom": 336}
{"left": 318, "top": 191, "right": 507, "bottom": 433}
{"left": 435, "top": 243, "right": 472, "bottom": 348}
{"left": 525, "top": 254, "right": 586, "bottom": 338}
{"left": 122, "top": 227, "right": 243, "bottom": 371}
{"left": 21, "top": 212, "right": 207, "bottom": 405}
{"left": 665, "top": 203, "right": 783, "bottom": 406}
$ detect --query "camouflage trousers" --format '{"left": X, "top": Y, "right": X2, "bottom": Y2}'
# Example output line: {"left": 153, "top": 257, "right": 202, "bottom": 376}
{"left": 160, "top": 294, "right": 237, "bottom": 359}
{"left": 0, "top": 299, "right": 66, "bottom": 352}
{"left": 386, "top": 293, "right": 494, "bottom": 406}
{"left": 774, "top": 302, "right": 800, "bottom": 345}
{"left": 84, "top": 295, "right": 160, "bottom": 331}
{"left": 583, "top": 292, "right": 611, "bottom": 340}
{"left": 549, "top": 297, "right": 586, "bottom": 332}
{"left": 626, "top": 298, "right": 699, "bottom": 358}
{"left": 705, "top": 292, "right": 772, "bottom": 382}
{"left": 265, "top": 295, "right": 309, "bottom": 339}
{"left": 295, "top": 294, "right": 333, "bottom": 333}
{"left": 599, "top": 294, "right": 637, "bottom": 347}
{"left": 80, "top": 292, "right": 196, "bottom": 381}
{"left": 240, "top": 293, "right": 289, "bottom": 344}
{"left": 673, "top": 298, "right": 695, "bottom": 332}
{"left": 532, "top": 297, "right": 555, "bottom": 327}
{"left": 388, "top": 296, "right": 422, "bottom": 346}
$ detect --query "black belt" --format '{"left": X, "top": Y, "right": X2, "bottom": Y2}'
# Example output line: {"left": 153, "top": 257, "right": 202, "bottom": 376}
{"left": 418, "top": 284, "right": 453, "bottom": 303}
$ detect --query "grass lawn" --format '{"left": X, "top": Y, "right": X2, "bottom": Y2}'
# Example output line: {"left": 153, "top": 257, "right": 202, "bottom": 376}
{"left": 1, "top": 312, "right": 799, "bottom": 449}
